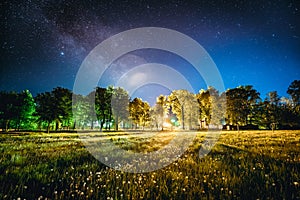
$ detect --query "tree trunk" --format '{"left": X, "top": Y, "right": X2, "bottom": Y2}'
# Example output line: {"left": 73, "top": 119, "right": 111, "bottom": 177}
{"left": 100, "top": 120, "right": 104, "bottom": 132}
{"left": 55, "top": 120, "right": 59, "bottom": 131}
{"left": 189, "top": 113, "right": 192, "bottom": 130}
{"left": 181, "top": 105, "right": 185, "bottom": 130}
{"left": 16, "top": 119, "right": 21, "bottom": 131}
{"left": 271, "top": 123, "right": 275, "bottom": 133}
{"left": 108, "top": 113, "right": 112, "bottom": 131}
{"left": 47, "top": 122, "right": 50, "bottom": 134}
{"left": 5, "top": 120, "right": 10, "bottom": 132}
{"left": 91, "top": 120, "right": 93, "bottom": 130}
{"left": 73, "top": 120, "right": 76, "bottom": 130}
{"left": 115, "top": 115, "right": 119, "bottom": 131}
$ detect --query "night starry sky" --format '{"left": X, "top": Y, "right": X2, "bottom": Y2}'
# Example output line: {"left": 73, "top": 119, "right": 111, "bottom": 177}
{"left": 1, "top": 0, "right": 299, "bottom": 101}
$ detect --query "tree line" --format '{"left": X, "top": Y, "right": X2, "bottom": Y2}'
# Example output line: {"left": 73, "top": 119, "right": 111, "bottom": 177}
{"left": 0, "top": 80, "right": 299, "bottom": 132}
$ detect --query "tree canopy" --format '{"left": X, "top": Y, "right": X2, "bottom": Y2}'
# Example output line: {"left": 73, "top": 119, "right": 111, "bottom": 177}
{"left": 1, "top": 80, "right": 300, "bottom": 132}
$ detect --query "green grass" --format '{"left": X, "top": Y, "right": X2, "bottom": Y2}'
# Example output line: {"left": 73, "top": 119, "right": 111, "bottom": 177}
{"left": 0, "top": 130, "right": 299, "bottom": 199}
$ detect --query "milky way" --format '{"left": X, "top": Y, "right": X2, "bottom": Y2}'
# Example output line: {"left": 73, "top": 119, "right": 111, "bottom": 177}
{"left": 1, "top": 0, "right": 299, "bottom": 100}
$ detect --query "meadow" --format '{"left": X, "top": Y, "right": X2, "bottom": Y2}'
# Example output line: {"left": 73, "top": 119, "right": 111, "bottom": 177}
{"left": 0, "top": 130, "right": 299, "bottom": 199}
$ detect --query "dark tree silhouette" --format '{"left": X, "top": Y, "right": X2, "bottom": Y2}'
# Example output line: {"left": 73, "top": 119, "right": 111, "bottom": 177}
{"left": 35, "top": 92, "right": 57, "bottom": 133}
{"left": 287, "top": 80, "right": 300, "bottom": 107}
{"left": 35, "top": 87, "right": 72, "bottom": 132}
{"left": 95, "top": 87, "right": 113, "bottom": 131}
{"left": 0, "top": 91, "right": 18, "bottom": 131}
{"left": 52, "top": 87, "right": 72, "bottom": 130}
{"left": 226, "top": 85, "right": 260, "bottom": 131}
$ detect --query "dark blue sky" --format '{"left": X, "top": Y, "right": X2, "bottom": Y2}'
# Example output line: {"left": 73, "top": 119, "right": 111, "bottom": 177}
{"left": 1, "top": 0, "right": 299, "bottom": 102}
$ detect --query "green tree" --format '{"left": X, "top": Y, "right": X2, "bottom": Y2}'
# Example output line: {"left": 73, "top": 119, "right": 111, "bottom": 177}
{"left": 35, "top": 87, "right": 72, "bottom": 132}
{"left": 72, "top": 94, "right": 90, "bottom": 130}
{"left": 14, "top": 90, "right": 36, "bottom": 130}
{"left": 129, "top": 97, "right": 150, "bottom": 129}
{"left": 169, "top": 90, "right": 199, "bottom": 130}
{"left": 35, "top": 92, "right": 57, "bottom": 133}
{"left": 196, "top": 89, "right": 211, "bottom": 128}
{"left": 111, "top": 87, "right": 130, "bottom": 131}
{"left": 226, "top": 86, "right": 260, "bottom": 131}
{"left": 52, "top": 87, "right": 73, "bottom": 130}
{"left": 196, "top": 87, "right": 226, "bottom": 129}
{"left": 86, "top": 91, "right": 97, "bottom": 130}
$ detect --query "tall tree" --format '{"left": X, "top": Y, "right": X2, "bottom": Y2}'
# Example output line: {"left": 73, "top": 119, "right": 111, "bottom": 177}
{"left": 129, "top": 97, "right": 150, "bottom": 129}
{"left": 95, "top": 87, "right": 114, "bottom": 131}
{"left": 209, "top": 88, "right": 226, "bottom": 127}
{"left": 267, "top": 91, "right": 280, "bottom": 106}
{"left": 111, "top": 87, "right": 130, "bottom": 131}
{"left": 35, "top": 87, "right": 72, "bottom": 132}
{"left": 35, "top": 92, "right": 57, "bottom": 133}
{"left": 86, "top": 91, "right": 97, "bottom": 130}
{"left": 169, "top": 90, "right": 199, "bottom": 130}
{"left": 286, "top": 80, "right": 300, "bottom": 128}
{"left": 264, "top": 91, "right": 282, "bottom": 131}
{"left": 0, "top": 91, "right": 19, "bottom": 131}
{"left": 196, "top": 89, "right": 211, "bottom": 128}
{"left": 226, "top": 85, "right": 260, "bottom": 131}
{"left": 154, "top": 95, "right": 168, "bottom": 131}
{"left": 72, "top": 94, "right": 90, "bottom": 130}
{"left": 14, "top": 90, "right": 36, "bottom": 130}
{"left": 287, "top": 80, "right": 300, "bottom": 107}
{"left": 196, "top": 87, "right": 226, "bottom": 129}
{"left": 52, "top": 87, "right": 73, "bottom": 130}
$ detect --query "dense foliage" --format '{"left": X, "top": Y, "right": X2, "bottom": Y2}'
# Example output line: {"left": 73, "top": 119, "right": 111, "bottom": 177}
{"left": 0, "top": 80, "right": 300, "bottom": 132}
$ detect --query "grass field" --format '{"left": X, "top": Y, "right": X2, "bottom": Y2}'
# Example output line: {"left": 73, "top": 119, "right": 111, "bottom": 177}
{"left": 0, "top": 130, "right": 299, "bottom": 199}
